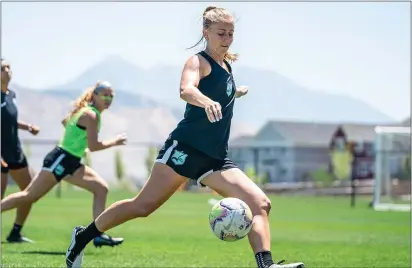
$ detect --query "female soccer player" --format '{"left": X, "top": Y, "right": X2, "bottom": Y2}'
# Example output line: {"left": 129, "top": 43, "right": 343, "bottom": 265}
{"left": 1, "top": 58, "right": 39, "bottom": 243}
{"left": 1, "top": 81, "right": 127, "bottom": 248}
{"left": 65, "top": 6, "right": 305, "bottom": 268}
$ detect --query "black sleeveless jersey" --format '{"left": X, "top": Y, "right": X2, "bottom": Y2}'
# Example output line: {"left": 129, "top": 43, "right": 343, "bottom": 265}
{"left": 1, "top": 89, "right": 22, "bottom": 158}
{"left": 170, "top": 51, "right": 237, "bottom": 160}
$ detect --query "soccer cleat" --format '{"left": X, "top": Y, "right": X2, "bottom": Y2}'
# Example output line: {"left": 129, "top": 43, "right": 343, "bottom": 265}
{"left": 66, "top": 226, "right": 85, "bottom": 268}
{"left": 269, "top": 260, "right": 305, "bottom": 268}
{"left": 93, "top": 233, "right": 124, "bottom": 248}
{"left": 6, "top": 233, "right": 34, "bottom": 243}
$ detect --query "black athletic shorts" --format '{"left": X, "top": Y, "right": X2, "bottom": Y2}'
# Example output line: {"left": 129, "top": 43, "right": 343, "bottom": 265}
{"left": 42, "top": 147, "right": 83, "bottom": 182}
{"left": 155, "top": 138, "right": 238, "bottom": 187}
{"left": 1, "top": 150, "right": 28, "bottom": 174}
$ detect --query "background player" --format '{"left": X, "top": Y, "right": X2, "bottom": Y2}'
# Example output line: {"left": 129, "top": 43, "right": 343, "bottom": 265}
{"left": 65, "top": 6, "right": 304, "bottom": 268}
{"left": 1, "top": 58, "right": 39, "bottom": 243}
{"left": 1, "top": 81, "right": 127, "bottom": 248}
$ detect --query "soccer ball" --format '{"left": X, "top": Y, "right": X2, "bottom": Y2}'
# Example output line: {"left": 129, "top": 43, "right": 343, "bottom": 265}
{"left": 209, "top": 197, "right": 254, "bottom": 242}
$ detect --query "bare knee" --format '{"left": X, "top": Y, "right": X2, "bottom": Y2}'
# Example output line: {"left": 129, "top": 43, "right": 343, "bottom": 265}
{"left": 21, "top": 190, "right": 39, "bottom": 204}
{"left": 129, "top": 198, "right": 158, "bottom": 218}
{"left": 261, "top": 197, "right": 272, "bottom": 215}
{"left": 91, "top": 181, "right": 109, "bottom": 197}
{"left": 252, "top": 195, "right": 272, "bottom": 216}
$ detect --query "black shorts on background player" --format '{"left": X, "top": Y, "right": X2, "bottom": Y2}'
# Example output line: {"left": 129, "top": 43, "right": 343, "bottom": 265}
{"left": 1, "top": 151, "right": 28, "bottom": 174}
{"left": 156, "top": 138, "right": 238, "bottom": 186}
{"left": 42, "top": 147, "right": 83, "bottom": 181}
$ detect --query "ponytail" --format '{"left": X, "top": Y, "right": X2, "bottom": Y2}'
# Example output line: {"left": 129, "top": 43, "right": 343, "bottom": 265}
{"left": 62, "top": 81, "right": 102, "bottom": 124}
{"left": 224, "top": 52, "right": 238, "bottom": 63}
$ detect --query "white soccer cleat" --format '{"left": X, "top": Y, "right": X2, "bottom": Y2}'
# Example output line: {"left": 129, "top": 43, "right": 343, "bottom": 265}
{"left": 66, "top": 226, "right": 85, "bottom": 268}
{"left": 269, "top": 260, "right": 305, "bottom": 268}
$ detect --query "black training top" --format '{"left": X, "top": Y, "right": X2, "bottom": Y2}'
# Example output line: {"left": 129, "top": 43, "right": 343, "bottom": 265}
{"left": 1, "top": 89, "right": 22, "bottom": 158}
{"left": 170, "top": 51, "right": 237, "bottom": 160}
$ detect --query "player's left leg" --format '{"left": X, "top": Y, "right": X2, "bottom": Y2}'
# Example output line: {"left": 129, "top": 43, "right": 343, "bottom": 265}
{"left": 6, "top": 156, "right": 35, "bottom": 243}
{"left": 201, "top": 166, "right": 304, "bottom": 268}
{"left": 65, "top": 165, "right": 124, "bottom": 248}
{"left": 65, "top": 162, "right": 186, "bottom": 268}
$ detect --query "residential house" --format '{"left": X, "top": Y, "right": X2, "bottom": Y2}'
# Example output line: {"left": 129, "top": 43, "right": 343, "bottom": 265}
{"left": 228, "top": 120, "right": 409, "bottom": 183}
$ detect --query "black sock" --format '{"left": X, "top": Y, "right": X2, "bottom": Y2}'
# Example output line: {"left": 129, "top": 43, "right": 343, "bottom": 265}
{"left": 255, "top": 251, "right": 275, "bottom": 268}
{"left": 10, "top": 223, "right": 22, "bottom": 235}
{"left": 76, "top": 221, "right": 102, "bottom": 247}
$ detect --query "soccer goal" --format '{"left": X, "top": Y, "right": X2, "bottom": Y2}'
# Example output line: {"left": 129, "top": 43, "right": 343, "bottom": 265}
{"left": 372, "top": 126, "right": 411, "bottom": 212}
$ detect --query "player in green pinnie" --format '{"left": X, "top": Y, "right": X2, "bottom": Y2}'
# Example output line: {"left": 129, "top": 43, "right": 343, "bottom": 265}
{"left": 1, "top": 81, "right": 127, "bottom": 247}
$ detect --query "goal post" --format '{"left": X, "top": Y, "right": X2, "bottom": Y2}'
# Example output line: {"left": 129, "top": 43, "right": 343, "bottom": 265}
{"left": 372, "top": 126, "right": 411, "bottom": 212}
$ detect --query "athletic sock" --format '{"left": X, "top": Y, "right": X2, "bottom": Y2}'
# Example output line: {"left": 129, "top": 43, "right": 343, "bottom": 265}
{"left": 76, "top": 221, "right": 102, "bottom": 247}
{"left": 255, "top": 251, "right": 275, "bottom": 268}
{"left": 10, "top": 223, "right": 22, "bottom": 236}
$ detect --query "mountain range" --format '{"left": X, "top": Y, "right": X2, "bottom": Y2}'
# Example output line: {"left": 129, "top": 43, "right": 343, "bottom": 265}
{"left": 10, "top": 55, "right": 400, "bottom": 182}
{"left": 41, "top": 55, "right": 395, "bottom": 128}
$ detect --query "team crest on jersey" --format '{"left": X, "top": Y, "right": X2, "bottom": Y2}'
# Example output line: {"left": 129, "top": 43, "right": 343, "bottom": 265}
{"left": 171, "top": 150, "right": 188, "bottom": 166}
{"left": 226, "top": 78, "right": 233, "bottom": 97}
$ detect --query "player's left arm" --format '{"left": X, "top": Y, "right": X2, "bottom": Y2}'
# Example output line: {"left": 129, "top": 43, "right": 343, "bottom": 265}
{"left": 13, "top": 92, "right": 40, "bottom": 135}
{"left": 235, "top": 86, "right": 248, "bottom": 98}
{"left": 18, "top": 120, "right": 40, "bottom": 135}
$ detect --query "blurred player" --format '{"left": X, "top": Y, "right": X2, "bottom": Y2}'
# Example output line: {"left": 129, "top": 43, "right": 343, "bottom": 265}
{"left": 65, "top": 6, "right": 305, "bottom": 268}
{"left": 1, "top": 58, "right": 39, "bottom": 243}
{"left": 1, "top": 81, "right": 127, "bottom": 248}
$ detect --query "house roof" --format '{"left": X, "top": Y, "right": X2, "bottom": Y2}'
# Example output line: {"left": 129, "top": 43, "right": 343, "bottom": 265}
{"left": 231, "top": 118, "right": 411, "bottom": 148}
{"left": 231, "top": 120, "right": 386, "bottom": 147}
{"left": 230, "top": 135, "right": 254, "bottom": 146}
{"left": 262, "top": 121, "right": 378, "bottom": 147}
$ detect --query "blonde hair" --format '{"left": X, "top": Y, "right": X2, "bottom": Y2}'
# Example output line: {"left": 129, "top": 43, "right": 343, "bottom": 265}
{"left": 189, "top": 6, "right": 238, "bottom": 63}
{"left": 62, "top": 81, "right": 102, "bottom": 124}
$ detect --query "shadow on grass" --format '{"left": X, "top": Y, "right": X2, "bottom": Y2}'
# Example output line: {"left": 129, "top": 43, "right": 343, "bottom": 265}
{"left": 1, "top": 242, "right": 99, "bottom": 257}
{"left": 21, "top": 250, "right": 66, "bottom": 256}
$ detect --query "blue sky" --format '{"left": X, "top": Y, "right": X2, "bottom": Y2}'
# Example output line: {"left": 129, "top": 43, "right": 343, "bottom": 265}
{"left": 2, "top": 2, "right": 410, "bottom": 120}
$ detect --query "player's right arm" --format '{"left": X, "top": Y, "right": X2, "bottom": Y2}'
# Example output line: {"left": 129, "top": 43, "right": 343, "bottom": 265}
{"left": 80, "top": 110, "right": 127, "bottom": 152}
{"left": 180, "top": 55, "right": 222, "bottom": 122}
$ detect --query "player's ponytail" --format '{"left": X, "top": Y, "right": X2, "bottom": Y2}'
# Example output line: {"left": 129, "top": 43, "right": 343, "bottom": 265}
{"left": 223, "top": 52, "right": 238, "bottom": 63}
{"left": 62, "top": 81, "right": 102, "bottom": 125}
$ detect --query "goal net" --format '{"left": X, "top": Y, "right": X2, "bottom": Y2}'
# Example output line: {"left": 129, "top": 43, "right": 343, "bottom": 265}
{"left": 372, "top": 126, "right": 411, "bottom": 212}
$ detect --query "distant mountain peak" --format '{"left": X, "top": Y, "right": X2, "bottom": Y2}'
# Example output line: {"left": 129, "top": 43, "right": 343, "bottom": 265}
{"left": 96, "top": 54, "right": 138, "bottom": 69}
{"left": 40, "top": 55, "right": 396, "bottom": 126}
{"left": 51, "top": 54, "right": 143, "bottom": 91}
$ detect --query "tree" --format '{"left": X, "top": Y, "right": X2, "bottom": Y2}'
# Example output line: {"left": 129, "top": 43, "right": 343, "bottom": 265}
{"left": 145, "top": 146, "right": 158, "bottom": 177}
{"left": 23, "top": 142, "right": 31, "bottom": 159}
{"left": 114, "top": 149, "right": 125, "bottom": 182}
{"left": 400, "top": 154, "right": 411, "bottom": 180}
{"left": 245, "top": 166, "right": 268, "bottom": 186}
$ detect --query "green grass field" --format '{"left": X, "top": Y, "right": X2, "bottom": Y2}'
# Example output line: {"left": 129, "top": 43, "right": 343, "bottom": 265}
{"left": 1, "top": 186, "right": 410, "bottom": 268}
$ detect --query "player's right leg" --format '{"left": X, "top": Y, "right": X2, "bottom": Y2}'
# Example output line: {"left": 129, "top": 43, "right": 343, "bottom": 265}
{"left": 202, "top": 167, "right": 304, "bottom": 268}
{"left": 65, "top": 162, "right": 186, "bottom": 268}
